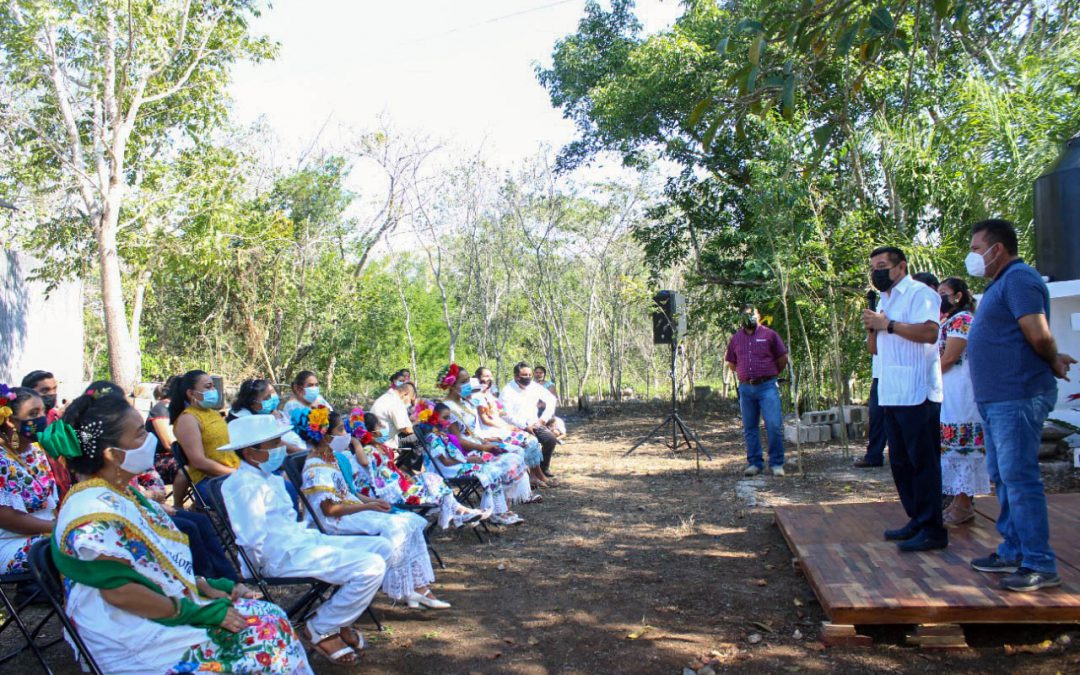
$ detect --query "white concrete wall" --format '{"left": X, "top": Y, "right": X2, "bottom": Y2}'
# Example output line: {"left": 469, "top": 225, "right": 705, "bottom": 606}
{"left": 0, "top": 249, "right": 84, "bottom": 401}
{"left": 1049, "top": 280, "right": 1080, "bottom": 412}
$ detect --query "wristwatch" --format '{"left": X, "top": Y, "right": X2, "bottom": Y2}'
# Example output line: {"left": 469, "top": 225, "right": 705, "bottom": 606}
{"left": 887, "top": 320, "right": 896, "bottom": 334}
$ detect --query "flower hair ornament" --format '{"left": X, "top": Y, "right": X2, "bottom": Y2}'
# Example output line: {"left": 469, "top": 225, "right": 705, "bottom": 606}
{"left": 414, "top": 399, "right": 451, "bottom": 431}
{"left": 435, "top": 363, "right": 463, "bottom": 390}
{"left": 84, "top": 386, "right": 114, "bottom": 400}
{"left": 345, "top": 407, "right": 374, "bottom": 446}
{"left": 290, "top": 404, "right": 330, "bottom": 443}
{"left": 413, "top": 399, "right": 436, "bottom": 424}
{"left": 0, "top": 383, "right": 14, "bottom": 427}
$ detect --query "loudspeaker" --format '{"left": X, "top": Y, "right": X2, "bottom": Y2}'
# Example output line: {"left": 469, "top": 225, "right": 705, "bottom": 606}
{"left": 652, "top": 291, "right": 686, "bottom": 345}
{"left": 209, "top": 375, "right": 226, "bottom": 410}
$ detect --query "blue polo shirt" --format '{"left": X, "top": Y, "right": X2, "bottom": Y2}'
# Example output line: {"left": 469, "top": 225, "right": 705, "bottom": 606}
{"left": 967, "top": 259, "right": 1056, "bottom": 403}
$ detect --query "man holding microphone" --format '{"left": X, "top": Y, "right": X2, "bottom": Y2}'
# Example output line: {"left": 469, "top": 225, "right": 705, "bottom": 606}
{"left": 862, "top": 246, "right": 947, "bottom": 552}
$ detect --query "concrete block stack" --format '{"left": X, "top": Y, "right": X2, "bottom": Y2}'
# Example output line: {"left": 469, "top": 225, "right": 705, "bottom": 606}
{"left": 783, "top": 405, "right": 871, "bottom": 444}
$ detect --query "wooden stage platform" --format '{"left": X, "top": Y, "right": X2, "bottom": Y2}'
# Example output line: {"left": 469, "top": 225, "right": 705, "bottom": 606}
{"left": 775, "top": 495, "right": 1080, "bottom": 626}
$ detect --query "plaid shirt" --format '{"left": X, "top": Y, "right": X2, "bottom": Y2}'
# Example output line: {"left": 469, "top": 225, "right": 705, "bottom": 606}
{"left": 725, "top": 325, "right": 787, "bottom": 382}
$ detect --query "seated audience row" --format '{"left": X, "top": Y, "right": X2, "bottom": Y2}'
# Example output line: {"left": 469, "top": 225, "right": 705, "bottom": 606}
{"left": 0, "top": 359, "right": 563, "bottom": 669}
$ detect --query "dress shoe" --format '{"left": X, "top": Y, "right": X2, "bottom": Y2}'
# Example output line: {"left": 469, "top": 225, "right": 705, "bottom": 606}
{"left": 883, "top": 524, "right": 919, "bottom": 541}
{"left": 897, "top": 530, "right": 948, "bottom": 552}
{"left": 853, "top": 458, "right": 883, "bottom": 468}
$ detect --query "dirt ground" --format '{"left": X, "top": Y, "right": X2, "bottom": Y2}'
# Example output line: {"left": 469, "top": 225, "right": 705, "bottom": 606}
{"left": 8, "top": 399, "right": 1080, "bottom": 674}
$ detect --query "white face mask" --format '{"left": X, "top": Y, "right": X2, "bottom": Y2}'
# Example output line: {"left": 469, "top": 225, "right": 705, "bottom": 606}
{"left": 965, "top": 244, "right": 997, "bottom": 278}
{"left": 329, "top": 433, "right": 351, "bottom": 454}
{"left": 118, "top": 432, "right": 157, "bottom": 474}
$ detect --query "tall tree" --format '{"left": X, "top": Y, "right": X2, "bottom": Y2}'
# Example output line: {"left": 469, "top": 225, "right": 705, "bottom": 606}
{"left": 0, "top": 0, "right": 274, "bottom": 391}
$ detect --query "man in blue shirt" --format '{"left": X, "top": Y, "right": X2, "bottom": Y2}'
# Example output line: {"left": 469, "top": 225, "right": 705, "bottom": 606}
{"left": 965, "top": 219, "right": 1076, "bottom": 592}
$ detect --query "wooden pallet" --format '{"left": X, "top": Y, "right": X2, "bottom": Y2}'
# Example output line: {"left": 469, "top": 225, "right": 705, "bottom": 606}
{"left": 775, "top": 496, "right": 1080, "bottom": 626}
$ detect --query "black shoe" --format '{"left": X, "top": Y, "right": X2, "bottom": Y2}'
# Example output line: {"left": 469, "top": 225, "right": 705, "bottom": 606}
{"left": 1000, "top": 567, "right": 1062, "bottom": 592}
{"left": 853, "top": 458, "right": 883, "bottom": 468}
{"left": 970, "top": 552, "right": 1021, "bottom": 574}
{"left": 542, "top": 468, "right": 555, "bottom": 478}
{"left": 897, "top": 530, "right": 948, "bottom": 552}
{"left": 884, "top": 524, "right": 919, "bottom": 541}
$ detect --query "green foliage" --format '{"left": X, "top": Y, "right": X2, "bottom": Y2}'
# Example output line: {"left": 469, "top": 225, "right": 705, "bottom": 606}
{"left": 540, "top": 0, "right": 1080, "bottom": 406}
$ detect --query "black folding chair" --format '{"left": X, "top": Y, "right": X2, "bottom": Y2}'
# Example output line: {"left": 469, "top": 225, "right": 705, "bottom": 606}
{"left": 27, "top": 540, "right": 103, "bottom": 675}
{"left": 416, "top": 427, "right": 489, "bottom": 542}
{"left": 0, "top": 567, "right": 61, "bottom": 674}
{"left": 202, "top": 475, "right": 382, "bottom": 631}
{"left": 171, "top": 441, "right": 205, "bottom": 510}
{"left": 282, "top": 451, "right": 446, "bottom": 569}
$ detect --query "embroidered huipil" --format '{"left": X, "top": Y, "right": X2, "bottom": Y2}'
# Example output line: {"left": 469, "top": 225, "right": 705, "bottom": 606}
{"left": 55, "top": 478, "right": 311, "bottom": 675}
{"left": 0, "top": 442, "right": 58, "bottom": 573}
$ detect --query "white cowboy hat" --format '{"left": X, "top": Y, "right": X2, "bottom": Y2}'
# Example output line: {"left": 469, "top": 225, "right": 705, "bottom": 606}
{"left": 217, "top": 414, "right": 290, "bottom": 452}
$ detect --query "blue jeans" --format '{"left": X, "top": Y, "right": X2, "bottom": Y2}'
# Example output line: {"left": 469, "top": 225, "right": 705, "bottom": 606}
{"left": 170, "top": 509, "right": 238, "bottom": 581}
{"left": 979, "top": 388, "right": 1058, "bottom": 574}
{"left": 738, "top": 379, "right": 785, "bottom": 468}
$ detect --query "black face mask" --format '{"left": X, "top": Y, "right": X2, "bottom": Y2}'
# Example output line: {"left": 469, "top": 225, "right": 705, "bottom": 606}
{"left": 871, "top": 268, "right": 895, "bottom": 292}
{"left": 18, "top": 416, "right": 48, "bottom": 441}
{"left": 517, "top": 377, "right": 532, "bottom": 388}
{"left": 742, "top": 316, "right": 758, "bottom": 330}
{"left": 939, "top": 296, "right": 955, "bottom": 313}
{"left": 41, "top": 394, "right": 57, "bottom": 412}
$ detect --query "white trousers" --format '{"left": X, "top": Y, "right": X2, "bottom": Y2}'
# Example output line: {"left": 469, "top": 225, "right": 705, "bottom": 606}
{"left": 266, "top": 535, "right": 392, "bottom": 637}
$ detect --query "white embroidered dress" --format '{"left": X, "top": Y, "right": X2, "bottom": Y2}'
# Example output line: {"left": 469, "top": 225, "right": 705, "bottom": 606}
{"left": 301, "top": 454, "right": 434, "bottom": 601}
{"left": 55, "top": 479, "right": 311, "bottom": 674}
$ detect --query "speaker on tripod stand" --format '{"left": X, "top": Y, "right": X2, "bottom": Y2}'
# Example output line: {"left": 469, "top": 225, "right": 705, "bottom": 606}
{"left": 626, "top": 291, "right": 712, "bottom": 465}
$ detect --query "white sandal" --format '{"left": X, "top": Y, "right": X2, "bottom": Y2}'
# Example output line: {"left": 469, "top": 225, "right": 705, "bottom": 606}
{"left": 304, "top": 622, "right": 360, "bottom": 665}
{"left": 407, "top": 590, "right": 452, "bottom": 609}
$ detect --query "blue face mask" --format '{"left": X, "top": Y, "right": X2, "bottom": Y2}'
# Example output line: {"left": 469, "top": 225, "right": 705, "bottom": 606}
{"left": 303, "top": 386, "right": 320, "bottom": 403}
{"left": 259, "top": 394, "right": 280, "bottom": 414}
{"left": 459, "top": 382, "right": 474, "bottom": 398}
{"left": 199, "top": 388, "right": 220, "bottom": 408}
{"left": 260, "top": 445, "right": 286, "bottom": 474}
{"left": 377, "top": 429, "right": 392, "bottom": 443}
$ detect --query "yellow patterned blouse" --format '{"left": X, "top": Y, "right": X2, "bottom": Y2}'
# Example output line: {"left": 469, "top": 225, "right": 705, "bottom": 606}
{"left": 180, "top": 405, "right": 237, "bottom": 483}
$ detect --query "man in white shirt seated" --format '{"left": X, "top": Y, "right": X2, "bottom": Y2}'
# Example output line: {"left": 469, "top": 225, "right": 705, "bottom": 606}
{"left": 220, "top": 415, "right": 391, "bottom": 666}
{"left": 371, "top": 381, "right": 422, "bottom": 470}
{"left": 500, "top": 362, "right": 559, "bottom": 478}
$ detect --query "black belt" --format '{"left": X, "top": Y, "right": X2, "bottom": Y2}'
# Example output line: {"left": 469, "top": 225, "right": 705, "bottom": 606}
{"left": 742, "top": 376, "right": 775, "bottom": 385}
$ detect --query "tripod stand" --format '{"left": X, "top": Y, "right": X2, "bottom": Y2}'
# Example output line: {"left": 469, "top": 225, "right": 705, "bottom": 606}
{"left": 625, "top": 341, "right": 713, "bottom": 469}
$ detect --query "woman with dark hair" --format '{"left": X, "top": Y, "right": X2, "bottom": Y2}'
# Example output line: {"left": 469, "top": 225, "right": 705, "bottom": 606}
{"left": 169, "top": 371, "right": 237, "bottom": 501}
{"left": 472, "top": 366, "right": 549, "bottom": 488}
{"left": 296, "top": 408, "right": 449, "bottom": 609}
{"left": 420, "top": 393, "right": 529, "bottom": 526}
{"left": 937, "top": 276, "right": 989, "bottom": 526}
{"left": 40, "top": 389, "right": 311, "bottom": 674}
{"left": 339, "top": 409, "right": 486, "bottom": 529}
{"left": 228, "top": 379, "right": 305, "bottom": 454}
{"left": 438, "top": 364, "right": 536, "bottom": 510}
{"left": 227, "top": 379, "right": 278, "bottom": 420}
{"left": 0, "top": 385, "right": 58, "bottom": 573}
{"left": 146, "top": 375, "right": 185, "bottom": 507}
{"left": 283, "top": 371, "right": 329, "bottom": 418}
{"left": 80, "top": 382, "right": 238, "bottom": 582}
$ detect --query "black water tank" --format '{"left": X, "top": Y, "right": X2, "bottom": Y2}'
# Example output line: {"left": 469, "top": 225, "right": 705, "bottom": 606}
{"left": 1034, "top": 135, "right": 1080, "bottom": 282}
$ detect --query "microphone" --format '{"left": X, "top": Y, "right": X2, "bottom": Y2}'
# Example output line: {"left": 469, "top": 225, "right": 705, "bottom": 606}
{"left": 866, "top": 290, "right": 878, "bottom": 312}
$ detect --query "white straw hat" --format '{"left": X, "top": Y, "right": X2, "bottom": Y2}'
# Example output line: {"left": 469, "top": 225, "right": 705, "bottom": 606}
{"left": 217, "top": 414, "right": 290, "bottom": 452}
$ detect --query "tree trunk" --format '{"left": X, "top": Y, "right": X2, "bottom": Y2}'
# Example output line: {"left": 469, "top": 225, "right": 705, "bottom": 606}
{"left": 97, "top": 203, "right": 137, "bottom": 394}
{"left": 129, "top": 266, "right": 151, "bottom": 384}
{"left": 326, "top": 355, "right": 337, "bottom": 396}
{"left": 395, "top": 280, "right": 418, "bottom": 377}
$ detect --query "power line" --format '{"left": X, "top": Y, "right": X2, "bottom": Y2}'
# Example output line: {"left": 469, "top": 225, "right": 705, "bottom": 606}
{"left": 412, "top": 0, "right": 579, "bottom": 43}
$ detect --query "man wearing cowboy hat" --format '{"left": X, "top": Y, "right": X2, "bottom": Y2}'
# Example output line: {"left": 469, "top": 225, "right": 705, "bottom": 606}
{"left": 220, "top": 415, "right": 391, "bottom": 664}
